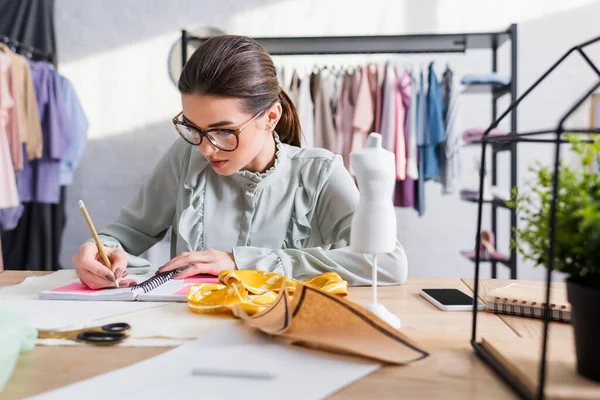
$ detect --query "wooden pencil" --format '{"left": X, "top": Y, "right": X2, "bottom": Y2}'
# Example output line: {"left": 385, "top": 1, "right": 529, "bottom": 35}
{"left": 78, "top": 200, "right": 113, "bottom": 273}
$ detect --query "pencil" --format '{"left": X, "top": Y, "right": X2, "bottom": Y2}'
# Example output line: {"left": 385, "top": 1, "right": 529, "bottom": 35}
{"left": 78, "top": 200, "right": 115, "bottom": 283}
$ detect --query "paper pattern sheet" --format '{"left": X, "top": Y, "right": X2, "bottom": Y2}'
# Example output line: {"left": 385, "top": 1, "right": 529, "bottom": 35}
{"left": 0, "top": 271, "right": 166, "bottom": 331}
{"left": 27, "top": 324, "right": 381, "bottom": 400}
{"left": 236, "top": 282, "right": 429, "bottom": 364}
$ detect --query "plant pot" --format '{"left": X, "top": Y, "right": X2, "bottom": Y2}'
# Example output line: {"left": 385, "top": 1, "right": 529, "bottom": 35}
{"left": 567, "top": 278, "right": 600, "bottom": 382}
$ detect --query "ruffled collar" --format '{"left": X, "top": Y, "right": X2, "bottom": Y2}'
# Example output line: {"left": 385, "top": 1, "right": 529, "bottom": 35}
{"left": 184, "top": 132, "right": 287, "bottom": 192}
{"left": 231, "top": 132, "right": 286, "bottom": 190}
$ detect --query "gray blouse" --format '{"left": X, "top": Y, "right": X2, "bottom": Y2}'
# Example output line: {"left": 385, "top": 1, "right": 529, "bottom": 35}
{"left": 98, "top": 134, "right": 408, "bottom": 286}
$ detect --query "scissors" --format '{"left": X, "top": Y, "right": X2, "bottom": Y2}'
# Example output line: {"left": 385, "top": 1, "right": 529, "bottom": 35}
{"left": 37, "top": 322, "right": 131, "bottom": 346}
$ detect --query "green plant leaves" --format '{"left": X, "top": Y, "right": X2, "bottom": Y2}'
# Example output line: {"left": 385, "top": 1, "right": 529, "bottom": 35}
{"left": 511, "top": 134, "right": 600, "bottom": 286}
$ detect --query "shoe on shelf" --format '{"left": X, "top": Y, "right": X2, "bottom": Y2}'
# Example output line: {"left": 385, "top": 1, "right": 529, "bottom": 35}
{"left": 461, "top": 230, "right": 508, "bottom": 261}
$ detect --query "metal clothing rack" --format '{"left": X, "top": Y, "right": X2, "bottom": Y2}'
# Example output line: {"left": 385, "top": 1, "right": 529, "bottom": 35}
{"left": 181, "top": 25, "right": 519, "bottom": 279}
{"left": 471, "top": 33, "right": 600, "bottom": 400}
{"left": 0, "top": 33, "right": 54, "bottom": 62}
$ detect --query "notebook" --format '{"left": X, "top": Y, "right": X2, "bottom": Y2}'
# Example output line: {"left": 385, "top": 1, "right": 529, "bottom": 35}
{"left": 484, "top": 283, "right": 571, "bottom": 323}
{"left": 38, "top": 267, "right": 219, "bottom": 303}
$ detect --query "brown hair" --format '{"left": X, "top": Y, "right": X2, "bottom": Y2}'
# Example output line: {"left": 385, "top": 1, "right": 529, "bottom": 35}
{"left": 178, "top": 35, "right": 302, "bottom": 147}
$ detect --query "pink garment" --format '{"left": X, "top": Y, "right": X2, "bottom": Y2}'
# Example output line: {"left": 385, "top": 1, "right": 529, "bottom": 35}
{"left": 0, "top": 55, "right": 20, "bottom": 209}
{"left": 462, "top": 127, "right": 507, "bottom": 143}
{"left": 3, "top": 57, "right": 20, "bottom": 171}
{"left": 350, "top": 66, "right": 374, "bottom": 159}
{"left": 394, "top": 77, "right": 407, "bottom": 181}
{"left": 335, "top": 71, "right": 356, "bottom": 168}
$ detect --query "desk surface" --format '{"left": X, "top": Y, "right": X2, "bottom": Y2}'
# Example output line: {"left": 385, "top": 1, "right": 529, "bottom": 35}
{"left": 0, "top": 271, "right": 569, "bottom": 399}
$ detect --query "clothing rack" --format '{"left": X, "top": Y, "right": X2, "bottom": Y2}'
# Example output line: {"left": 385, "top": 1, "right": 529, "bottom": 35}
{"left": 180, "top": 25, "right": 519, "bottom": 279}
{"left": 0, "top": 33, "right": 53, "bottom": 61}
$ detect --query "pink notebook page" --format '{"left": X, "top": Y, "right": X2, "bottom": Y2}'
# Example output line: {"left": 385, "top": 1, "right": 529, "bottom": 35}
{"left": 184, "top": 275, "right": 219, "bottom": 284}
{"left": 175, "top": 285, "right": 193, "bottom": 296}
{"left": 50, "top": 282, "right": 102, "bottom": 294}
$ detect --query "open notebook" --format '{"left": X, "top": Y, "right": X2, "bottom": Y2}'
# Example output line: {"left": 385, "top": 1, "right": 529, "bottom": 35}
{"left": 485, "top": 283, "right": 571, "bottom": 322}
{"left": 38, "top": 267, "right": 218, "bottom": 302}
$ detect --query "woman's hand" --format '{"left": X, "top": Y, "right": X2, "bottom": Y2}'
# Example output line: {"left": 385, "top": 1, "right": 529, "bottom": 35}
{"left": 73, "top": 242, "right": 138, "bottom": 289}
{"left": 157, "top": 249, "right": 237, "bottom": 279}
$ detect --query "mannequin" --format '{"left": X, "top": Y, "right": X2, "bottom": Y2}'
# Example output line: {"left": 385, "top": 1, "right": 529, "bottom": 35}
{"left": 350, "top": 132, "right": 401, "bottom": 329}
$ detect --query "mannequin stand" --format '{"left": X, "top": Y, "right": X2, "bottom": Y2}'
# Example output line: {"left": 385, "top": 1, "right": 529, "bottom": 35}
{"left": 365, "top": 254, "right": 401, "bottom": 329}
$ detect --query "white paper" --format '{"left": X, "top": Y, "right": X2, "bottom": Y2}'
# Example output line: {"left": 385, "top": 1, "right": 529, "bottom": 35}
{"left": 27, "top": 324, "right": 381, "bottom": 400}
{"left": 0, "top": 271, "right": 167, "bottom": 330}
{"left": 0, "top": 298, "right": 166, "bottom": 330}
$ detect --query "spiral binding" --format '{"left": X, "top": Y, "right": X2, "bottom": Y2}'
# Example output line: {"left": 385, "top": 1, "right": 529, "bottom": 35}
{"left": 492, "top": 297, "right": 569, "bottom": 322}
{"left": 131, "top": 265, "right": 193, "bottom": 294}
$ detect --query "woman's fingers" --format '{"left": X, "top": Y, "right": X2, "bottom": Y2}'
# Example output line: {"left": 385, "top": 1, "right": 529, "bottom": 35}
{"left": 106, "top": 247, "right": 128, "bottom": 279}
{"left": 78, "top": 268, "right": 116, "bottom": 289}
{"left": 158, "top": 251, "right": 216, "bottom": 273}
{"left": 172, "top": 263, "right": 220, "bottom": 279}
{"left": 117, "top": 278, "right": 137, "bottom": 288}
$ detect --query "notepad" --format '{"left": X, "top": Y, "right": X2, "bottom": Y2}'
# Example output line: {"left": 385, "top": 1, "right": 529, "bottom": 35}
{"left": 485, "top": 283, "right": 571, "bottom": 322}
{"left": 39, "top": 269, "right": 219, "bottom": 303}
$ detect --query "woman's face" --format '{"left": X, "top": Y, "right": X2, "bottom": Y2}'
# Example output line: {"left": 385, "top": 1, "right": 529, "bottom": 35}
{"left": 181, "top": 94, "right": 281, "bottom": 175}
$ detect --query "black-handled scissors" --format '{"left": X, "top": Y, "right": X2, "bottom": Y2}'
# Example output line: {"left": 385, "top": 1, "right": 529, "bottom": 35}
{"left": 37, "top": 322, "right": 132, "bottom": 346}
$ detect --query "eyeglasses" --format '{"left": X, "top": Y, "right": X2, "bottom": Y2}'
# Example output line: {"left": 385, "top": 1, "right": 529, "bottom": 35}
{"left": 172, "top": 111, "right": 263, "bottom": 152}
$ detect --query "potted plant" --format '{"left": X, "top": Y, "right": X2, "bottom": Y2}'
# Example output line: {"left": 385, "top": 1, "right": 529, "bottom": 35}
{"left": 511, "top": 135, "right": 600, "bottom": 382}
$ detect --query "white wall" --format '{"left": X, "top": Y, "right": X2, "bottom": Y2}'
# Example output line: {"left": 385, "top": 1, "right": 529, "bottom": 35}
{"left": 55, "top": 0, "right": 600, "bottom": 282}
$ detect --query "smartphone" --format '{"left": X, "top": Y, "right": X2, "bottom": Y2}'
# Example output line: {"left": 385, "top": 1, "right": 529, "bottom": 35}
{"left": 420, "top": 288, "right": 485, "bottom": 311}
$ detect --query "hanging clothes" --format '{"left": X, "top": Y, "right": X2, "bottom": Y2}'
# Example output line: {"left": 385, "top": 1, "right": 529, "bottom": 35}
{"left": 0, "top": 55, "right": 19, "bottom": 212}
{"left": 0, "top": 0, "right": 58, "bottom": 66}
{"left": 349, "top": 66, "right": 374, "bottom": 161}
{"left": 2, "top": 61, "right": 72, "bottom": 271}
{"left": 440, "top": 67, "right": 461, "bottom": 194}
{"left": 335, "top": 71, "right": 355, "bottom": 168}
{"left": 406, "top": 71, "right": 419, "bottom": 180}
{"left": 424, "top": 62, "right": 446, "bottom": 181}
{"left": 0, "top": 43, "right": 43, "bottom": 166}
{"left": 59, "top": 75, "right": 89, "bottom": 186}
{"left": 414, "top": 69, "right": 427, "bottom": 216}
{"left": 394, "top": 70, "right": 413, "bottom": 207}
{"left": 379, "top": 64, "right": 398, "bottom": 154}
{"left": 288, "top": 70, "right": 300, "bottom": 108}
{"left": 17, "top": 61, "right": 71, "bottom": 204}
{"left": 297, "top": 73, "right": 315, "bottom": 148}
{"left": 311, "top": 70, "right": 337, "bottom": 152}
{"left": 367, "top": 64, "right": 381, "bottom": 134}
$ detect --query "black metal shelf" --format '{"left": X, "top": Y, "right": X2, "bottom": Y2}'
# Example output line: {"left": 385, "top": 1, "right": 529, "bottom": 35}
{"left": 461, "top": 196, "right": 510, "bottom": 209}
{"left": 479, "top": 127, "right": 600, "bottom": 144}
{"left": 470, "top": 31, "right": 600, "bottom": 400}
{"left": 464, "top": 140, "right": 512, "bottom": 152}
{"left": 183, "top": 29, "right": 512, "bottom": 56}
{"left": 461, "top": 251, "right": 512, "bottom": 267}
{"left": 461, "top": 82, "right": 511, "bottom": 97}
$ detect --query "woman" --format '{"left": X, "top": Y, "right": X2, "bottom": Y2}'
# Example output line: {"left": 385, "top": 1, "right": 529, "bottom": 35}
{"left": 73, "top": 35, "right": 408, "bottom": 289}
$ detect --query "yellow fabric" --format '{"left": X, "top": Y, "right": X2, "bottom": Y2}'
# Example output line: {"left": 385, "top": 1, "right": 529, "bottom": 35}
{"left": 187, "top": 270, "right": 348, "bottom": 315}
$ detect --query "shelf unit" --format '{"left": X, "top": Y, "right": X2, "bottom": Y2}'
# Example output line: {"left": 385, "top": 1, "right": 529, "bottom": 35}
{"left": 180, "top": 25, "right": 519, "bottom": 279}
{"left": 471, "top": 32, "right": 600, "bottom": 400}
{"left": 461, "top": 24, "right": 518, "bottom": 279}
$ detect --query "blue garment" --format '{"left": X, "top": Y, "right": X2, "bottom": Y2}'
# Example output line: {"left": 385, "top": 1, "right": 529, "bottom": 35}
{"left": 59, "top": 75, "right": 88, "bottom": 186}
{"left": 425, "top": 62, "right": 446, "bottom": 181}
{"left": 460, "top": 73, "right": 511, "bottom": 86}
{"left": 414, "top": 70, "right": 427, "bottom": 216}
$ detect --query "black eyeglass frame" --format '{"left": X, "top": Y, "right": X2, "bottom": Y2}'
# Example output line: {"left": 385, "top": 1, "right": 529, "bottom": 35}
{"left": 172, "top": 110, "right": 263, "bottom": 152}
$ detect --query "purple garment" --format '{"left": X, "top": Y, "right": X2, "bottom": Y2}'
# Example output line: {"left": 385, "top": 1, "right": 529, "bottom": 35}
{"left": 0, "top": 205, "right": 24, "bottom": 230}
{"left": 16, "top": 61, "right": 71, "bottom": 204}
{"left": 394, "top": 71, "right": 414, "bottom": 208}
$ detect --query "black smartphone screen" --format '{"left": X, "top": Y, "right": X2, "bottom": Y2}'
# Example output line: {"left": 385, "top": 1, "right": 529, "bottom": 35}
{"left": 422, "top": 288, "right": 476, "bottom": 306}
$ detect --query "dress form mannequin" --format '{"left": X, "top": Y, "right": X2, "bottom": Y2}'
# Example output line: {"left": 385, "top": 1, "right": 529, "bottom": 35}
{"left": 350, "top": 132, "right": 401, "bottom": 329}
